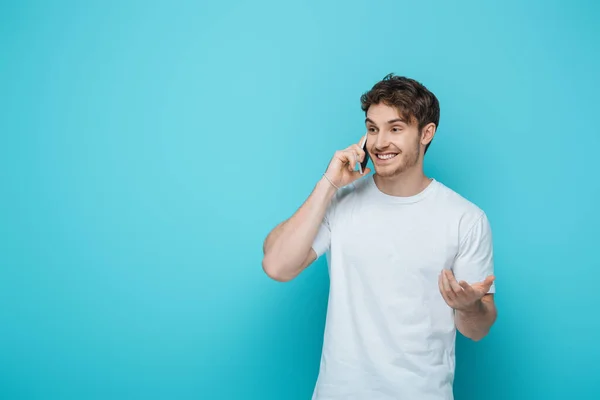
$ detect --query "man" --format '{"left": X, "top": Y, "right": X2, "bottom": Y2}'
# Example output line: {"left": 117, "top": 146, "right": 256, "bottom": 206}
{"left": 262, "top": 74, "right": 497, "bottom": 400}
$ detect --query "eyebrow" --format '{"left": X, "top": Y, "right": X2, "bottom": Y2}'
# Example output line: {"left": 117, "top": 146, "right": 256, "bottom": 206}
{"left": 365, "top": 117, "right": 407, "bottom": 125}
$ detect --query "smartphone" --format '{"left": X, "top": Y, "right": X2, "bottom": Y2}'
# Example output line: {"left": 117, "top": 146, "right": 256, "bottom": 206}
{"left": 358, "top": 135, "right": 370, "bottom": 174}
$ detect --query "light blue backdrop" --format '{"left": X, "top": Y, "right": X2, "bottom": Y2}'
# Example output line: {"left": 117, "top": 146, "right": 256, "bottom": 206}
{"left": 1, "top": 1, "right": 599, "bottom": 399}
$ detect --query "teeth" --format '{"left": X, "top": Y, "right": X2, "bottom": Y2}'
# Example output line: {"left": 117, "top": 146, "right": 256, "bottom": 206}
{"left": 377, "top": 153, "right": 398, "bottom": 160}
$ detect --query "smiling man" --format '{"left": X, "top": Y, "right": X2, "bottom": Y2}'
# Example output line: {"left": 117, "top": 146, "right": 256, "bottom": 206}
{"left": 262, "top": 74, "right": 497, "bottom": 400}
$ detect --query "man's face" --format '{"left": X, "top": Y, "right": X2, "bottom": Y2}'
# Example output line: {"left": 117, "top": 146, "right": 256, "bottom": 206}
{"left": 365, "top": 103, "right": 423, "bottom": 178}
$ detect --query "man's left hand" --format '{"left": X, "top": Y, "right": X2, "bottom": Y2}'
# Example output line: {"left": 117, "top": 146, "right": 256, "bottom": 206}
{"left": 438, "top": 269, "right": 494, "bottom": 312}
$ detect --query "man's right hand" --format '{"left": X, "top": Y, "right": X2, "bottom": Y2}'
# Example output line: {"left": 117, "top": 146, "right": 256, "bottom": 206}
{"left": 324, "top": 135, "right": 371, "bottom": 188}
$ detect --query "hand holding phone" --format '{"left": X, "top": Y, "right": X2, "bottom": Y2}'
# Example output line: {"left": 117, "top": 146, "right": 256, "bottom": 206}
{"left": 357, "top": 135, "right": 370, "bottom": 175}
{"left": 322, "top": 135, "right": 371, "bottom": 189}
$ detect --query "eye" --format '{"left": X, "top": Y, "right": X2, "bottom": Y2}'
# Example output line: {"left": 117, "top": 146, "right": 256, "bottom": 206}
{"left": 367, "top": 127, "right": 377, "bottom": 133}
{"left": 392, "top": 126, "right": 403, "bottom": 132}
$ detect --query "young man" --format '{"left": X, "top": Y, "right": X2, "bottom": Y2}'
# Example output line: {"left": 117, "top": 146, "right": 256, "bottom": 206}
{"left": 262, "top": 74, "right": 497, "bottom": 400}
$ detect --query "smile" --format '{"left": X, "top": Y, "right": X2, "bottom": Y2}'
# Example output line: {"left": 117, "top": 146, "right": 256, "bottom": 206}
{"left": 376, "top": 153, "right": 398, "bottom": 160}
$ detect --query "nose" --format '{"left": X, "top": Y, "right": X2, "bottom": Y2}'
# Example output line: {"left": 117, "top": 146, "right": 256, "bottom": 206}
{"left": 373, "top": 130, "right": 392, "bottom": 150}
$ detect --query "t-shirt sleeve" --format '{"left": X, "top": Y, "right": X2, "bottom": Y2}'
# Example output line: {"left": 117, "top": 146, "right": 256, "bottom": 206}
{"left": 311, "top": 211, "right": 332, "bottom": 259}
{"left": 452, "top": 211, "right": 495, "bottom": 293}
{"left": 310, "top": 182, "right": 354, "bottom": 259}
{"left": 311, "top": 186, "right": 344, "bottom": 259}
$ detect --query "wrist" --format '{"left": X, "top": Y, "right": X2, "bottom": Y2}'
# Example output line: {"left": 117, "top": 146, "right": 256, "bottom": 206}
{"left": 320, "top": 173, "right": 340, "bottom": 194}
{"left": 313, "top": 176, "right": 338, "bottom": 206}
{"left": 321, "top": 172, "right": 340, "bottom": 190}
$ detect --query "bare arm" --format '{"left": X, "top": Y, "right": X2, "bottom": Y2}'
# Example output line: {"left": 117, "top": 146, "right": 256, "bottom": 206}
{"left": 455, "top": 294, "right": 497, "bottom": 341}
{"left": 262, "top": 177, "right": 337, "bottom": 282}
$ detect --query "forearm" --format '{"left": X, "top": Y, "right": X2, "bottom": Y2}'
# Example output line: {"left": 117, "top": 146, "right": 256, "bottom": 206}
{"left": 455, "top": 295, "right": 497, "bottom": 341}
{"left": 262, "top": 177, "right": 337, "bottom": 280}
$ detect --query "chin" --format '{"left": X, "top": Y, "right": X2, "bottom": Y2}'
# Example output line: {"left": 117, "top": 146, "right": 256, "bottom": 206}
{"left": 374, "top": 163, "right": 406, "bottom": 178}
{"left": 373, "top": 153, "right": 421, "bottom": 178}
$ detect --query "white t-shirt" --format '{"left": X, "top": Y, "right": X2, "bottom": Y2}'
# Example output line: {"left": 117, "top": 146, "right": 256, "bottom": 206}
{"left": 310, "top": 175, "right": 495, "bottom": 400}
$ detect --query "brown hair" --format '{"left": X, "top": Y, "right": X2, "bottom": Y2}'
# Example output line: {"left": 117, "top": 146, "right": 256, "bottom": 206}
{"left": 360, "top": 73, "right": 440, "bottom": 154}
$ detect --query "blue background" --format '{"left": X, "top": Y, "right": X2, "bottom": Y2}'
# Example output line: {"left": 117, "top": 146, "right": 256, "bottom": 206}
{"left": 1, "top": 0, "right": 599, "bottom": 399}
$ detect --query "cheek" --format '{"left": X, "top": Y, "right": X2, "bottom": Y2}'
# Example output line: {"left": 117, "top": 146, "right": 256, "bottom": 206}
{"left": 399, "top": 135, "right": 420, "bottom": 151}
{"left": 392, "top": 139, "right": 409, "bottom": 152}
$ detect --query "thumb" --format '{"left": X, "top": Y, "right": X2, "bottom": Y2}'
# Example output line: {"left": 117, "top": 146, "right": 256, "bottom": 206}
{"left": 483, "top": 275, "right": 495, "bottom": 289}
{"left": 472, "top": 275, "right": 495, "bottom": 296}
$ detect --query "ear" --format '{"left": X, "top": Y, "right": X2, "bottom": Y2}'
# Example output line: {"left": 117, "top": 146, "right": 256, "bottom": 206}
{"left": 420, "top": 123, "right": 436, "bottom": 146}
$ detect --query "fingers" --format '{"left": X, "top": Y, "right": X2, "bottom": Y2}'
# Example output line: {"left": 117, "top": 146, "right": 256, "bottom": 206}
{"left": 349, "top": 167, "right": 371, "bottom": 179}
{"left": 329, "top": 138, "right": 369, "bottom": 177}
{"left": 357, "top": 134, "right": 367, "bottom": 146}
{"left": 345, "top": 149, "right": 358, "bottom": 172}
{"left": 459, "top": 280, "right": 476, "bottom": 297}
{"left": 440, "top": 270, "right": 456, "bottom": 301}
{"left": 440, "top": 271, "right": 494, "bottom": 310}
{"left": 332, "top": 149, "right": 356, "bottom": 172}
{"left": 349, "top": 143, "right": 366, "bottom": 162}
{"left": 445, "top": 270, "right": 463, "bottom": 293}
{"left": 342, "top": 145, "right": 366, "bottom": 172}
{"left": 438, "top": 273, "right": 452, "bottom": 304}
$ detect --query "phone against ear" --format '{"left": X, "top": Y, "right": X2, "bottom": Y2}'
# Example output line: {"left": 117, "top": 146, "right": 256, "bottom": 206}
{"left": 358, "top": 135, "right": 370, "bottom": 174}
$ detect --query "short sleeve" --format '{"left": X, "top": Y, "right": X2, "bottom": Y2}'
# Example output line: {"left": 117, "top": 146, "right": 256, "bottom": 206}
{"left": 311, "top": 185, "right": 345, "bottom": 259}
{"left": 310, "top": 181, "right": 355, "bottom": 259}
{"left": 452, "top": 212, "right": 495, "bottom": 293}
{"left": 311, "top": 212, "right": 331, "bottom": 259}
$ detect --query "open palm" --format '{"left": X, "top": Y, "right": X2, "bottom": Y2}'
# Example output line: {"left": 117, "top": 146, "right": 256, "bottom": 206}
{"left": 438, "top": 269, "right": 494, "bottom": 311}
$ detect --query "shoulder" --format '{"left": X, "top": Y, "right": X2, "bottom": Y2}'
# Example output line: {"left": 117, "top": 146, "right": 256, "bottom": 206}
{"left": 326, "top": 174, "right": 371, "bottom": 217}
{"left": 433, "top": 181, "right": 491, "bottom": 238}
{"left": 335, "top": 174, "right": 371, "bottom": 202}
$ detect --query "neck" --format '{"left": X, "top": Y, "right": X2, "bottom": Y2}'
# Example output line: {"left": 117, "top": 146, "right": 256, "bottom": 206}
{"left": 373, "top": 165, "right": 432, "bottom": 197}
